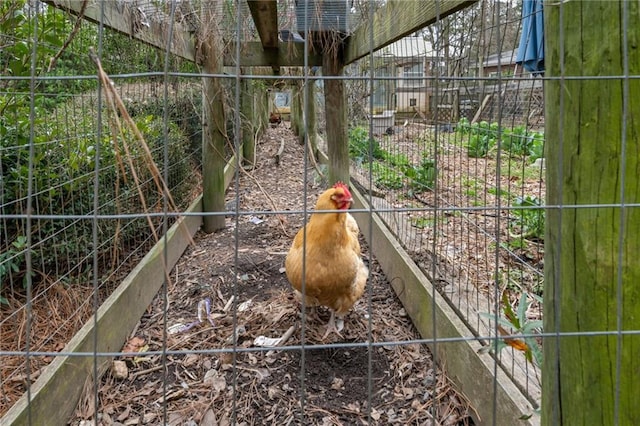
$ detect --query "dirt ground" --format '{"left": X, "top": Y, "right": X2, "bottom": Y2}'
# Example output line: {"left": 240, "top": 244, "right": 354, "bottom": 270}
{"left": 68, "top": 125, "right": 475, "bottom": 425}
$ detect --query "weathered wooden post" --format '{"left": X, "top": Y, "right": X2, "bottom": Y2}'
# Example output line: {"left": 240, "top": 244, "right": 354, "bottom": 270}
{"left": 543, "top": 1, "right": 640, "bottom": 424}
{"left": 241, "top": 75, "right": 255, "bottom": 168}
{"left": 306, "top": 76, "right": 319, "bottom": 159}
{"left": 201, "top": 3, "right": 226, "bottom": 232}
{"left": 323, "top": 48, "right": 349, "bottom": 185}
{"left": 290, "top": 78, "right": 304, "bottom": 142}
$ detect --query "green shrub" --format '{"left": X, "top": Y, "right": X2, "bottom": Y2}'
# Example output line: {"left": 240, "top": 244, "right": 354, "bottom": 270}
{"left": 502, "top": 126, "right": 545, "bottom": 158}
{"left": 528, "top": 132, "right": 545, "bottom": 162}
{"left": 1, "top": 99, "right": 197, "bottom": 303}
{"left": 456, "top": 117, "right": 471, "bottom": 134}
{"left": 381, "top": 151, "right": 410, "bottom": 168}
{"left": 457, "top": 119, "right": 545, "bottom": 161}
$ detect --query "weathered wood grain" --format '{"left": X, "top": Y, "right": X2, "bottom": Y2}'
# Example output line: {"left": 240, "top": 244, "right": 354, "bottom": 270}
{"left": 344, "top": 0, "right": 477, "bottom": 65}
{"left": 543, "top": 1, "right": 640, "bottom": 424}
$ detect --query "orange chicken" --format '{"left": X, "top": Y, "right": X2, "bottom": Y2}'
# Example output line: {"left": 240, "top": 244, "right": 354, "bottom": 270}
{"left": 269, "top": 111, "right": 282, "bottom": 126}
{"left": 285, "top": 182, "right": 368, "bottom": 338}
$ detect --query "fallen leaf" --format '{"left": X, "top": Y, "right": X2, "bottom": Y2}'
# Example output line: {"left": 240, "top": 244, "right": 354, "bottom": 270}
{"left": 121, "top": 337, "right": 145, "bottom": 354}
{"left": 204, "top": 369, "right": 227, "bottom": 392}
{"left": 112, "top": 360, "right": 128, "bottom": 380}
{"left": 331, "top": 377, "right": 344, "bottom": 390}
{"left": 183, "top": 353, "right": 199, "bottom": 367}
{"left": 498, "top": 325, "right": 529, "bottom": 352}
{"left": 116, "top": 405, "right": 131, "bottom": 422}
{"left": 370, "top": 408, "right": 381, "bottom": 421}
{"left": 133, "top": 344, "right": 150, "bottom": 364}
{"left": 201, "top": 409, "right": 218, "bottom": 426}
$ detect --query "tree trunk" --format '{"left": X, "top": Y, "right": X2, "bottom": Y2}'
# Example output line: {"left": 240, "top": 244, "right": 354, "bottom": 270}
{"left": 543, "top": 2, "right": 640, "bottom": 425}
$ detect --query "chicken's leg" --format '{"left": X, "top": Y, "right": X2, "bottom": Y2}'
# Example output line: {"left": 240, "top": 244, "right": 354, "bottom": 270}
{"left": 322, "top": 310, "right": 344, "bottom": 339}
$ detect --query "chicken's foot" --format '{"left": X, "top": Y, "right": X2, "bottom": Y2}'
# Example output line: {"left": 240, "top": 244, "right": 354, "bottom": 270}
{"left": 322, "top": 310, "right": 344, "bottom": 340}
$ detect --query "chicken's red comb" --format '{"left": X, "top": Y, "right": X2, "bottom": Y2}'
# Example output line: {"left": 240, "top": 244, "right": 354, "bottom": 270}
{"left": 332, "top": 181, "right": 349, "bottom": 191}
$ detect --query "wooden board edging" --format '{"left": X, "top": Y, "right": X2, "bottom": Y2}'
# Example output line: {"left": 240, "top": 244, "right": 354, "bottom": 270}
{"left": 350, "top": 187, "right": 538, "bottom": 426}
{"left": 2, "top": 197, "right": 203, "bottom": 426}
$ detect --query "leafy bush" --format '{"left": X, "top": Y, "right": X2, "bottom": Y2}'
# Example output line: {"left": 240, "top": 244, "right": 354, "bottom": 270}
{"left": 381, "top": 151, "right": 410, "bottom": 168}
{"left": 456, "top": 117, "right": 471, "bottom": 134}
{"left": 353, "top": 129, "right": 438, "bottom": 192}
{"left": 503, "top": 125, "right": 545, "bottom": 158}
{"left": 1, "top": 100, "right": 198, "bottom": 303}
{"left": 369, "top": 161, "right": 404, "bottom": 189}
{"left": 528, "top": 133, "right": 545, "bottom": 162}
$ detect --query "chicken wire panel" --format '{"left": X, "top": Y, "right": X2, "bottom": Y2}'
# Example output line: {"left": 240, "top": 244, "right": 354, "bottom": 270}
{"left": 3, "top": 0, "right": 638, "bottom": 425}
{"left": 1, "top": 0, "right": 516, "bottom": 424}
{"left": 347, "top": 0, "right": 545, "bottom": 409}
{"left": 0, "top": 0, "right": 204, "bottom": 417}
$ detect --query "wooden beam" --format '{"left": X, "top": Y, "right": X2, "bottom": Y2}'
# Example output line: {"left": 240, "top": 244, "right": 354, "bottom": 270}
{"left": 1, "top": 197, "right": 203, "bottom": 426}
{"left": 224, "top": 42, "right": 322, "bottom": 67}
{"left": 247, "top": 0, "right": 279, "bottom": 48}
{"left": 43, "top": 0, "right": 197, "bottom": 63}
{"left": 247, "top": 0, "right": 279, "bottom": 73}
{"left": 350, "top": 188, "right": 537, "bottom": 426}
{"left": 343, "top": 0, "right": 477, "bottom": 65}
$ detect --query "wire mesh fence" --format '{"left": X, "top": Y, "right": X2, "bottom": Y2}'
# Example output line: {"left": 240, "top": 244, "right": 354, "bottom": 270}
{"left": 1, "top": 0, "right": 638, "bottom": 425}
{"left": 0, "top": 0, "right": 205, "bottom": 415}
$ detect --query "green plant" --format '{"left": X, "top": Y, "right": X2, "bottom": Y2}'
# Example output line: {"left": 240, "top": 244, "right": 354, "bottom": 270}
{"left": 349, "top": 126, "right": 384, "bottom": 160}
{"left": 500, "top": 126, "right": 546, "bottom": 159}
{"left": 406, "top": 157, "right": 436, "bottom": 190}
{"left": 511, "top": 195, "right": 545, "bottom": 240}
{"left": 0, "top": 236, "right": 28, "bottom": 304}
{"left": 456, "top": 117, "right": 471, "bottom": 134}
{"left": 1, "top": 106, "right": 197, "bottom": 303}
{"left": 480, "top": 292, "right": 543, "bottom": 368}
{"left": 380, "top": 151, "right": 410, "bottom": 168}
{"left": 411, "top": 216, "right": 434, "bottom": 229}
{"left": 467, "top": 134, "right": 494, "bottom": 158}
{"left": 487, "top": 187, "right": 509, "bottom": 198}
{"left": 529, "top": 132, "right": 545, "bottom": 162}
{"left": 503, "top": 125, "right": 533, "bottom": 156}
{"left": 369, "top": 161, "right": 404, "bottom": 189}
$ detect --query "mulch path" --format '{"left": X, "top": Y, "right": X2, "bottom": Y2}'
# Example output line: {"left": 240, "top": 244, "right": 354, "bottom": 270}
{"left": 69, "top": 125, "right": 475, "bottom": 425}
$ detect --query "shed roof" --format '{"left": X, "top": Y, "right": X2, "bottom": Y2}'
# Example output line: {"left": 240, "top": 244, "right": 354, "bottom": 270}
{"left": 483, "top": 49, "right": 518, "bottom": 67}
{"left": 377, "top": 36, "right": 435, "bottom": 58}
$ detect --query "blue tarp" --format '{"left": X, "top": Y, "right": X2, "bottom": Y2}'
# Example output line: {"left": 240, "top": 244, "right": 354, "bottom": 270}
{"left": 516, "top": 0, "right": 544, "bottom": 74}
